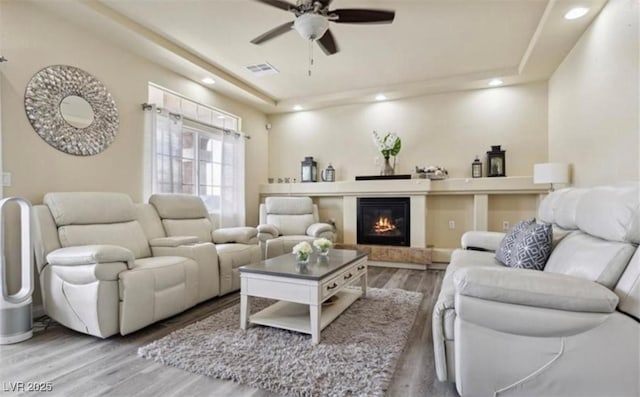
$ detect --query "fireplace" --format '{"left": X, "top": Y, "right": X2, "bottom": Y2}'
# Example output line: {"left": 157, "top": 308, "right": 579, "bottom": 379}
{"left": 357, "top": 197, "right": 410, "bottom": 246}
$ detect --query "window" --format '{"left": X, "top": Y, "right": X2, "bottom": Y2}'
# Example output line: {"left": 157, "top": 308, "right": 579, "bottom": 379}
{"left": 145, "top": 84, "right": 246, "bottom": 226}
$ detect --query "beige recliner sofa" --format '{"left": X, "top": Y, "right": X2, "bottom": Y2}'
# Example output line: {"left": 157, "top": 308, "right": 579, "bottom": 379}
{"left": 257, "top": 197, "right": 336, "bottom": 258}
{"left": 148, "top": 194, "right": 261, "bottom": 295}
{"left": 32, "top": 192, "right": 261, "bottom": 338}
{"left": 432, "top": 185, "right": 640, "bottom": 397}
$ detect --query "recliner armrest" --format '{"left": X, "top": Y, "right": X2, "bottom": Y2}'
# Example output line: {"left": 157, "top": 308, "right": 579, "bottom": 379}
{"left": 257, "top": 224, "right": 279, "bottom": 241}
{"left": 460, "top": 231, "right": 505, "bottom": 251}
{"left": 47, "top": 245, "right": 134, "bottom": 268}
{"left": 149, "top": 236, "right": 199, "bottom": 247}
{"left": 306, "top": 223, "right": 334, "bottom": 238}
{"left": 454, "top": 267, "right": 619, "bottom": 313}
{"left": 212, "top": 227, "right": 258, "bottom": 244}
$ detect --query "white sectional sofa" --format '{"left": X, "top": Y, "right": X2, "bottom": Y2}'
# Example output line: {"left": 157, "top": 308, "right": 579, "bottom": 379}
{"left": 432, "top": 185, "right": 640, "bottom": 396}
{"left": 32, "top": 192, "right": 261, "bottom": 338}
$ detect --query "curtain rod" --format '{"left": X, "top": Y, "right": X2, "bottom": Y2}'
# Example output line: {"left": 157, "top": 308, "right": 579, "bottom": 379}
{"left": 141, "top": 103, "right": 250, "bottom": 140}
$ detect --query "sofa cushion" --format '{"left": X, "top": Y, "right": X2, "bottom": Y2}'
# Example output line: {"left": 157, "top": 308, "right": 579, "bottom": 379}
{"left": 544, "top": 231, "right": 636, "bottom": 289}
{"left": 58, "top": 221, "right": 151, "bottom": 259}
{"left": 265, "top": 235, "right": 317, "bottom": 259}
{"left": 554, "top": 189, "right": 587, "bottom": 230}
{"left": 44, "top": 192, "right": 136, "bottom": 226}
{"left": 266, "top": 214, "right": 315, "bottom": 236}
{"left": 265, "top": 197, "right": 314, "bottom": 215}
{"left": 495, "top": 219, "right": 535, "bottom": 265}
{"left": 162, "top": 218, "right": 213, "bottom": 243}
{"left": 575, "top": 185, "right": 640, "bottom": 243}
{"left": 537, "top": 188, "right": 570, "bottom": 224}
{"left": 135, "top": 203, "right": 166, "bottom": 240}
{"left": 149, "top": 194, "right": 209, "bottom": 219}
{"left": 508, "top": 222, "right": 552, "bottom": 271}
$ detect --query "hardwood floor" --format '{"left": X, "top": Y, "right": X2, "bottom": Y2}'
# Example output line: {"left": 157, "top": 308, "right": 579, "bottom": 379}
{"left": 0, "top": 267, "right": 459, "bottom": 397}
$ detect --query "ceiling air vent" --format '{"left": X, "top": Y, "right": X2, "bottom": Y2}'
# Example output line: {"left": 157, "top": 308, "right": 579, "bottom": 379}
{"left": 245, "top": 62, "right": 279, "bottom": 76}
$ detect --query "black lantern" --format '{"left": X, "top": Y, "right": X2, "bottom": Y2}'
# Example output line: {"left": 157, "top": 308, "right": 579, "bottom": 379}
{"left": 301, "top": 156, "right": 318, "bottom": 182}
{"left": 472, "top": 156, "right": 482, "bottom": 178}
{"left": 487, "top": 145, "right": 506, "bottom": 177}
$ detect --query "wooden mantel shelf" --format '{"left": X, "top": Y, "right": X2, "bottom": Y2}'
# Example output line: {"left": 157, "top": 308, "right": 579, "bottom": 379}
{"left": 259, "top": 176, "right": 547, "bottom": 196}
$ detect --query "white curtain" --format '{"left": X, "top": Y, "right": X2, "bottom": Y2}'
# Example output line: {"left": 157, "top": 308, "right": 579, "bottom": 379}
{"left": 220, "top": 131, "right": 245, "bottom": 227}
{"left": 143, "top": 105, "right": 184, "bottom": 199}
{"left": 144, "top": 103, "right": 245, "bottom": 227}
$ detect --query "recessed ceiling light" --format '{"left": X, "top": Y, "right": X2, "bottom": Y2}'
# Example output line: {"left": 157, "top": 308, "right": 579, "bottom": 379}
{"left": 375, "top": 94, "right": 387, "bottom": 101}
{"left": 293, "top": 105, "right": 303, "bottom": 111}
{"left": 201, "top": 77, "right": 216, "bottom": 85}
{"left": 564, "top": 7, "right": 589, "bottom": 20}
{"left": 488, "top": 79, "right": 504, "bottom": 87}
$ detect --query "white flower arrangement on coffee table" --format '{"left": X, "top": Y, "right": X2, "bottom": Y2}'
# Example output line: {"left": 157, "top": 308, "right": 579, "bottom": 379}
{"left": 313, "top": 238, "right": 333, "bottom": 256}
{"left": 292, "top": 241, "right": 313, "bottom": 263}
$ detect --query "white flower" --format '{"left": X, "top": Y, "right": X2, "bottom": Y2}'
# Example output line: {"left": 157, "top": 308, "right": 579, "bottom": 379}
{"left": 372, "top": 131, "right": 402, "bottom": 157}
{"left": 292, "top": 241, "right": 312, "bottom": 255}
{"left": 313, "top": 238, "right": 333, "bottom": 250}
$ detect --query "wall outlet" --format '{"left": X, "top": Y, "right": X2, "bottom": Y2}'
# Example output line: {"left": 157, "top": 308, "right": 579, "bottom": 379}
{"left": 502, "top": 221, "right": 510, "bottom": 231}
{"left": 2, "top": 172, "right": 11, "bottom": 187}
{"left": 448, "top": 220, "right": 456, "bottom": 229}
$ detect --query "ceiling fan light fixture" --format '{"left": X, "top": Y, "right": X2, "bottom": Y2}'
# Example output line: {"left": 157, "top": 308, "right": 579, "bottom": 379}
{"left": 293, "top": 13, "right": 330, "bottom": 40}
{"left": 564, "top": 7, "right": 589, "bottom": 20}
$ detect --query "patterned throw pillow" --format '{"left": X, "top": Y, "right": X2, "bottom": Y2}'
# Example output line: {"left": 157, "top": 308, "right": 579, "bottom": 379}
{"left": 495, "top": 219, "right": 535, "bottom": 265}
{"left": 509, "top": 222, "right": 553, "bottom": 270}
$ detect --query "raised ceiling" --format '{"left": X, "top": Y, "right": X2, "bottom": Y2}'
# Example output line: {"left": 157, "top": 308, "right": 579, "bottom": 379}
{"left": 35, "top": 0, "right": 607, "bottom": 113}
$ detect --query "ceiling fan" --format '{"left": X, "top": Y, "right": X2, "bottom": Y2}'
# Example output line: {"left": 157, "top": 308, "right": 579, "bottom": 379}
{"left": 250, "top": 0, "right": 396, "bottom": 56}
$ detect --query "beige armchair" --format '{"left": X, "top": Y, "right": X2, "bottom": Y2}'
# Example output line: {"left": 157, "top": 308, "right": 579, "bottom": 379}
{"left": 258, "top": 197, "right": 336, "bottom": 258}
{"left": 148, "top": 194, "right": 261, "bottom": 295}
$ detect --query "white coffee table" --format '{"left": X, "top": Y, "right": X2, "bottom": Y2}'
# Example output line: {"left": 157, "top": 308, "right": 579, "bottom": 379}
{"left": 239, "top": 249, "right": 367, "bottom": 344}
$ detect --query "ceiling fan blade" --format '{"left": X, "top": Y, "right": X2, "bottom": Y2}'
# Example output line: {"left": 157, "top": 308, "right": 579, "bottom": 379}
{"left": 317, "top": 29, "right": 339, "bottom": 55}
{"left": 253, "top": 0, "right": 296, "bottom": 12}
{"left": 250, "top": 21, "right": 295, "bottom": 45}
{"left": 331, "top": 9, "right": 395, "bottom": 24}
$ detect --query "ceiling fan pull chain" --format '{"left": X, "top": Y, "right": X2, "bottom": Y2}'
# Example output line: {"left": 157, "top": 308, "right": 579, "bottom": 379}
{"left": 308, "top": 39, "right": 314, "bottom": 77}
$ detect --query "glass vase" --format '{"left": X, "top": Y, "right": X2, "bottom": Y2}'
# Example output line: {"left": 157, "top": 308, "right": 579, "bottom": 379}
{"left": 318, "top": 248, "right": 330, "bottom": 257}
{"left": 381, "top": 156, "right": 395, "bottom": 176}
{"left": 296, "top": 253, "right": 309, "bottom": 264}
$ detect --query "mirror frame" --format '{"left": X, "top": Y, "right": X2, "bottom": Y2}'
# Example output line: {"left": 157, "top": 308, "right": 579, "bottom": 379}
{"left": 24, "top": 65, "right": 119, "bottom": 156}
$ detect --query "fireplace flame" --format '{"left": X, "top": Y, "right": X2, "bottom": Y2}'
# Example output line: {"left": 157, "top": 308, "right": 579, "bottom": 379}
{"left": 373, "top": 216, "right": 397, "bottom": 233}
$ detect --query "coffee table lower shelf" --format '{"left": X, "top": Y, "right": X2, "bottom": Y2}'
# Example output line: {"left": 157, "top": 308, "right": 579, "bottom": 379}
{"left": 250, "top": 288, "right": 362, "bottom": 334}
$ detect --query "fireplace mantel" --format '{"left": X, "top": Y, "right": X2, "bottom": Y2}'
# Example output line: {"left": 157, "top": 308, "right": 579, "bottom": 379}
{"left": 259, "top": 176, "right": 545, "bottom": 196}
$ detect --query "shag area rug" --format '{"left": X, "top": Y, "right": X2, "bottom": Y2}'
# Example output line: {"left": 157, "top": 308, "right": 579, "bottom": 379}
{"left": 138, "top": 288, "right": 422, "bottom": 397}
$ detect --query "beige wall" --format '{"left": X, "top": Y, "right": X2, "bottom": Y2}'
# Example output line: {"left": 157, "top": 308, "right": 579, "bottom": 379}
{"left": 0, "top": 1, "right": 268, "bottom": 295}
{"left": 549, "top": 0, "right": 639, "bottom": 186}
{"left": 267, "top": 82, "right": 548, "bottom": 181}
{"left": 267, "top": 82, "right": 548, "bottom": 254}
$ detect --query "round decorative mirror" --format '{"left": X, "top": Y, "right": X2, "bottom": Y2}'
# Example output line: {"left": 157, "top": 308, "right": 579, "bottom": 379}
{"left": 24, "top": 65, "right": 119, "bottom": 156}
{"left": 60, "top": 95, "right": 95, "bottom": 129}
